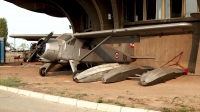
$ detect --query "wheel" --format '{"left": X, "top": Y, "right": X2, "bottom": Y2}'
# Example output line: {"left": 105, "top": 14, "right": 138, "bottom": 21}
{"left": 39, "top": 67, "right": 47, "bottom": 77}
{"left": 23, "top": 58, "right": 27, "bottom": 62}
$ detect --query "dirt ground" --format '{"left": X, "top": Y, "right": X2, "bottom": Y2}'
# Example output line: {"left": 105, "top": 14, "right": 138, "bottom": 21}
{"left": 1, "top": 52, "right": 200, "bottom": 111}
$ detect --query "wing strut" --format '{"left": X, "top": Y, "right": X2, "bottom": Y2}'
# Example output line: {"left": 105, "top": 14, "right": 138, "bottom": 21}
{"left": 80, "top": 35, "right": 112, "bottom": 61}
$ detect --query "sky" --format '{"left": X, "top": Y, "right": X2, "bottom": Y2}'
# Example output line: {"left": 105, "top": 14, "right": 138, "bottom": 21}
{"left": 0, "top": 0, "right": 72, "bottom": 48}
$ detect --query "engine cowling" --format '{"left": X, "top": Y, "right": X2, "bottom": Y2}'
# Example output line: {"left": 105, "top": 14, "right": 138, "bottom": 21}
{"left": 37, "top": 38, "right": 60, "bottom": 61}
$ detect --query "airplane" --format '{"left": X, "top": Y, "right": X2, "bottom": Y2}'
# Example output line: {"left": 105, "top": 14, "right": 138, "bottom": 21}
{"left": 10, "top": 22, "right": 193, "bottom": 84}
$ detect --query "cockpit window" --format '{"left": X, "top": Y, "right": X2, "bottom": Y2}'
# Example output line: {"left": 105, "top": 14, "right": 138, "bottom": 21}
{"left": 70, "top": 39, "right": 76, "bottom": 45}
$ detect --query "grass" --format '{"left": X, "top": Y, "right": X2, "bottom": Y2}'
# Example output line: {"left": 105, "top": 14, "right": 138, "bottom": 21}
{"left": 96, "top": 98, "right": 126, "bottom": 107}
{"left": 0, "top": 77, "right": 27, "bottom": 87}
{"left": 46, "top": 87, "right": 55, "bottom": 94}
{"left": 58, "top": 91, "right": 66, "bottom": 97}
{"left": 96, "top": 98, "right": 115, "bottom": 104}
{"left": 161, "top": 107, "right": 195, "bottom": 112}
{"left": 117, "top": 96, "right": 124, "bottom": 99}
{"left": 115, "top": 101, "right": 126, "bottom": 107}
{"left": 97, "top": 97, "right": 103, "bottom": 103}
{"left": 126, "top": 91, "right": 133, "bottom": 95}
{"left": 131, "top": 104, "right": 135, "bottom": 108}
{"left": 96, "top": 98, "right": 127, "bottom": 107}
{"left": 71, "top": 93, "right": 88, "bottom": 99}
{"left": 35, "top": 83, "right": 41, "bottom": 85}
{"left": 104, "top": 99, "right": 114, "bottom": 103}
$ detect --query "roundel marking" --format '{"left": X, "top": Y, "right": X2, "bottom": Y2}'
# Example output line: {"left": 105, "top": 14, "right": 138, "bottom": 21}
{"left": 115, "top": 52, "right": 119, "bottom": 59}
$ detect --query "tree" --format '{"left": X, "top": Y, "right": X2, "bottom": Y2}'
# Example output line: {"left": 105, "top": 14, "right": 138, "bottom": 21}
{"left": 20, "top": 43, "right": 27, "bottom": 50}
{"left": 6, "top": 41, "right": 11, "bottom": 47}
{"left": 0, "top": 18, "right": 8, "bottom": 42}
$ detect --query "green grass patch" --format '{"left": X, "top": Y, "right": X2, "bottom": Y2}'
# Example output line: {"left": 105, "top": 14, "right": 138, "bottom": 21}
{"left": 105, "top": 99, "right": 114, "bottom": 103}
{"left": 97, "top": 97, "right": 103, "bottom": 103}
{"left": 0, "top": 77, "right": 27, "bottom": 87}
{"left": 131, "top": 104, "right": 135, "bottom": 108}
{"left": 71, "top": 93, "right": 88, "bottom": 99}
{"left": 117, "top": 96, "right": 125, "bottom": 99}
{"left": 58, "top": 91, "right": 66, "bottom": 97}
{"left": 161, "top": 107, "right": 195, "bottom": 112}
{"left": 115, "top": 101, "right": 126, "bottom": 107}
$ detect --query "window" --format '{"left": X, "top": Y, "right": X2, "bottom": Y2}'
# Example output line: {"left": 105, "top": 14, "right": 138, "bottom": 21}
{"left": 171, "top": 0, "right": 182, "bottom": 18}
{"left": 82, "top": 42, "right": 91, "bottom": 50}
{"left": 83, "top": 13, "right": 88, "bottom": 29}
{"left": 123, "top": 0, "right": 198, "bottom": 24}
{"left": 69, "top": 39, "right": 76, "bottom": 45}
{"left": 146, "top": 0, "right": 156, "bottom": 20}
{"left": 165, "top": 0, "right": 170, "bottom": 19}
{"left": 136, "top": 0, "right": 143, "bottom": 21}
{"left": 185, "top": 0, "right": 197, "bottom": 17}
{"left": 82, "top": 13, "right": 92, "bottom": 31}
{"left": 124, "top": 0, "right": 135, "bottom": 22}
{"left": 157, "top": 0, "right": 162, "bottom": 20}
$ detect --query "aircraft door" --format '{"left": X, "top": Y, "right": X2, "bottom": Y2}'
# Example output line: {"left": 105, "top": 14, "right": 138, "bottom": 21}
{"left": 65, "top": 39, "right": 76, "bottom": 60}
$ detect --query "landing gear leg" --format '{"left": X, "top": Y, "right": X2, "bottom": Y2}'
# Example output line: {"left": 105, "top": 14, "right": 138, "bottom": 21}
{"left": 39, "top": 63, "right": 56, "bottom": 77}
{"left": 69, "top": 60, "right": 80, "bottom": 79}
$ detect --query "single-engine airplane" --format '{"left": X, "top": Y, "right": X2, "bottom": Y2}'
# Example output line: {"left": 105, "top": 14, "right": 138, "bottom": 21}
{"left": 10, "top": 22, "right": 194, "bottom": 81}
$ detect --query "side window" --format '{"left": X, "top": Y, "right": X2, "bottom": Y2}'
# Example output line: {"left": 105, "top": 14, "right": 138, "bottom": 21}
{"left": 171, "top": 0, "right": 182, "bottom": 18}
{"left": 124, "top": 0, "right": 135, "bottom": 22}
{"left": 69, "top": 39, "right": 76, "bottom": 45}
{"left": 185, "top": 0, "right": 197, "bottom": 17}
{"left": 82, "top": 42, "right": 91, "bottom": 50}
{"left": 136, "top": 0, "right": 143, "bottom": 21}
{"left": 146, "top": 0, "right": 156, "bottom": 20}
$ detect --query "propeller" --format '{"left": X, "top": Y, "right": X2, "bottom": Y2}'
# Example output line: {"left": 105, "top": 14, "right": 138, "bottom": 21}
{"left": 27, "top": 31, "right": 54, "bottom": 62}
{"left": 40, "top": 31, "right": 54, "bottom": 47}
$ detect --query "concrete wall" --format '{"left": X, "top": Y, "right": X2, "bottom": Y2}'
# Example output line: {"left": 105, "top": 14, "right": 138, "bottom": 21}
{"left": 133, "top": 34, "right": 192, "bottom": 71}
{"left": 193, "top": 22, "right": 200, "bottom": 75}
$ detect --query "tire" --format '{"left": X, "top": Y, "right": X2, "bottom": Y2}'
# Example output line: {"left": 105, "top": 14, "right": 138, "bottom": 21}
{"left": 39, "top": 67, "right": 47, "bottom": 77}
{"left": 23, "top": 58, "right": 27, "bottom": 62}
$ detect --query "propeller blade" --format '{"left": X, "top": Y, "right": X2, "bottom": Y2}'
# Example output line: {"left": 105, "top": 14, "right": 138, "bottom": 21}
{"left": 27, "top": 51, "right": 37, "bottom": 62}
{"left": 27, "top": 31, "right": 53, "bottom": 62}
{"left": 40, "top": 31, "right": 54, "bottom": 46}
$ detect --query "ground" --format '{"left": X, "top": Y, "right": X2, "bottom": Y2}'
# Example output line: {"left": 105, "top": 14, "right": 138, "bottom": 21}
{"left": 1, "top": 52, "right": 200, "bottom": 111}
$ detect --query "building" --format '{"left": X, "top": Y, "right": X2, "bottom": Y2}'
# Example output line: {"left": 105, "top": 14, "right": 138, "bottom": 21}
{"left": 5, "top": 0, "right": 200, "bottom": 74}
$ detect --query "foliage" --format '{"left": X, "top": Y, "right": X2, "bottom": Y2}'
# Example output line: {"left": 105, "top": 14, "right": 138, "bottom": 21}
{"left": 18, "top": 43, "right": 29, "bottom": 51}
{"left": 115, "top": 101, "right": 126, "bottom": 107}
{"left": 0, "top": 18, "right": 8, "bottom": 42}
{"left": 0, "top": 77, "right": 27, "bottom": 87}
{"left": 58, "top": 91, "right": 66, "bottom": 97}
{"left": 161, "top": 107, "right": 195, "bottom": 112}
{"left": 6, "top": 41, "right": 10, "bottom": 47}
{"left": 70, "top": 93, "right": 88, "bottom": 99}
{"left": 104, "top": 99, "right": 114, "bottom": 103}
{"left": 97, "top": 97, "right": 103, "bottom": 103}
{"left": 20, "top": 43, "right": 27, "bottom": 48}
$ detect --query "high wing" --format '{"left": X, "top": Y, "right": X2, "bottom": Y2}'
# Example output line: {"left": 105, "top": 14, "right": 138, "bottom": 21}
{"left": 73, "top": 22, "right": 193, "bottom": 38}
{"left": 9, "top": 34, "right": 62, "bottom": 41}
{"left": 9, "top": 23, "right": 193, "bottom": 43}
